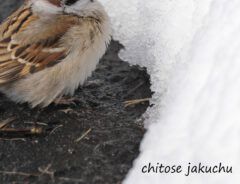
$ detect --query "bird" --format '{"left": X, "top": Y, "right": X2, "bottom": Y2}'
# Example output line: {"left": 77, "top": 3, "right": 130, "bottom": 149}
{"left": 0, "top": 0, "right": 111, "bottom": 108}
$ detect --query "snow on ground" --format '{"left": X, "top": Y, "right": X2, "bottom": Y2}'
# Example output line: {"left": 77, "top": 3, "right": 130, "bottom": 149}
{"left": 100, "top": 0, "right": 240, "bottom": 183}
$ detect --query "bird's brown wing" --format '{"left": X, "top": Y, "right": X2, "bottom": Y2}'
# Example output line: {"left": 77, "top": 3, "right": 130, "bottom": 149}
{"left": 0, "top": 7, "right": 72, "bottom": 84}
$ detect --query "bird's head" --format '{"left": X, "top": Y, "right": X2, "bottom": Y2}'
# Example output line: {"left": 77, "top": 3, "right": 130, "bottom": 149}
{"left": 30, "top": 0, "right": 104, "bottom": 18}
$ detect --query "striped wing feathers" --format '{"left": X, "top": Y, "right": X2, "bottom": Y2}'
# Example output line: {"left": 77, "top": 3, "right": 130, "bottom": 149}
{"left": 0, "top": 7, "right": 69, "bottom": 84}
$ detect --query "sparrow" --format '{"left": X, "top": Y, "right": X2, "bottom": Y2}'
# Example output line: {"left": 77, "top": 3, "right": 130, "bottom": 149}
{"left": 0, "top": 0, "right": 111, "bottom": 107}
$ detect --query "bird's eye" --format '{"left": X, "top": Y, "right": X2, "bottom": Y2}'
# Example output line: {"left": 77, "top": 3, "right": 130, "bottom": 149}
{"left": 65, "top": 0, "right": 79, "bottom": 6}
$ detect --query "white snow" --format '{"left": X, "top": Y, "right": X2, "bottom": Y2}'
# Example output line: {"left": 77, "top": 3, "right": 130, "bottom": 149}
{"left": 100, "top": 0, "right": 240, "bottom": 183}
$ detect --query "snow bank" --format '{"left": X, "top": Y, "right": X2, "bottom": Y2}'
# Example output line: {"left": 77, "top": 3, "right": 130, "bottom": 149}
{"left": 100, "top": 0, "right": 240, "bottom": 183}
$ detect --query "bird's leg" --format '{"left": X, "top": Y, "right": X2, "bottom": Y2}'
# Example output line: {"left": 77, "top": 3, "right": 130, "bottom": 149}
{"left": 54, "top": 96, "right": 77, "bottom": 106}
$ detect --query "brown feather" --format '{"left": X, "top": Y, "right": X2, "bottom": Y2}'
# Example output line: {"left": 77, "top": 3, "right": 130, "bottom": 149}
{"left": 0, "top": 8, "right": 76, "bottom": 84}
{"left": 47, "top": 0, "right": 61, "bottom": 7}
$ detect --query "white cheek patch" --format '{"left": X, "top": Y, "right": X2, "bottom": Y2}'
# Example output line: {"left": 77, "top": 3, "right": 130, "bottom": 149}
{"left": 64, "top": 1, "right": 88, "bottom": 14}
{"left": 31, "top": 0, "right": 63, "bottom": 15}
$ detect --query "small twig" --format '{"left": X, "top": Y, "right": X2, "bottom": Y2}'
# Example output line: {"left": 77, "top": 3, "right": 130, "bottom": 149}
{"left": 0, "top": 127, "right": 44, "bottom": 135}
{"left": 75, "top": 128, "right": 92, "bottom": 143}
{"left": 0, "top": 166, "right": 84, "bottom": 183}
{"left": 124, "top": 98, "right": 151, "bottom": 107}
{"left": 12, "top": 181, "right": 30, "bottom": 184}
{"left": 24, "top": 122, "right": 48, "bottom": 126}
{"left": 58, "top": 177, "right": 85, "bottom": 182}
{"left": 50, "top": 125, "right": 63, "bottom": 135}
{"left": 0, "top": 138, "right": 26, "bottom": 141}
{"left": 38, "top": 164, "right": 55, "bottom": 182}
{"left": 127, "top": 81, "right": 145, "bottom": 95}
{"left": 59, "top": 108, "right": 73, "bottom": 114}
{"left": 0, "top": 170, "right": 39, "bottom": 177}
{"left": 0, "top": 117, "right": 15, "bottom": 129}
{"left": 93, "top": 144, "right": 100, "bottom": 153}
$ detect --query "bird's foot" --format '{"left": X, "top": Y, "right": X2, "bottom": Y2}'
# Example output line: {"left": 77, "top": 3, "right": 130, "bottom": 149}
{"left": 54, "top": 97, "right": 77, "bottom": 106}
